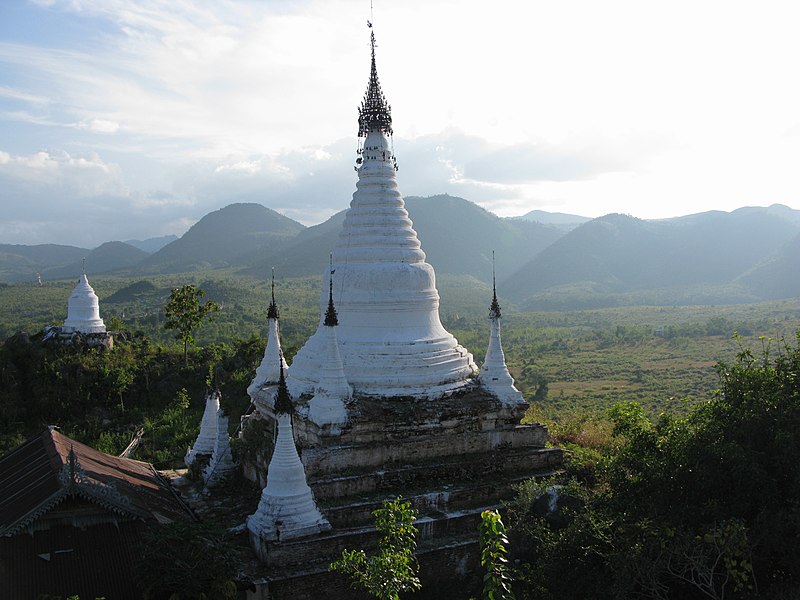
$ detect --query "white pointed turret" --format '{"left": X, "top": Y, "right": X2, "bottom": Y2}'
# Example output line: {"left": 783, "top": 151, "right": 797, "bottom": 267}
{"left": 185, "top": 389, "right": 221, "bottom": 466}
{"left": 248, "top": 270, "right": 289, "bottom": 397}
{"left": 203, "top": 407, "right": 237, "bottom": 485}
{"left": 480, "top": 258, "right": 525, "bottom": 406}
{"left": 308, "top": 264, "right": 352, "bottom": 431}
{"left": 248, "top": 368, "right": 330, "bottom": 553}
{"left": 62, "top": 264, "right": 106, "bottom": 334}
{"left": 287, "top": 29, "right": 477, "bottom": 399}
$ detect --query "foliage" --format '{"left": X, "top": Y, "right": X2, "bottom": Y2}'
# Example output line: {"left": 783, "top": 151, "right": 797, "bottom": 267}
{"left": 480, "top": 510, "right": 516, "bottom": 600}
{"left": 330, "top": 497, "right": 421, "bottom": 600}
{"left": 508, "top": 333, "right": 800, "bottom": 599}
{"left": 164, "top": 284, "right": 220, "bottom": 364}
{"left": 133, "top": 521, "right": 238, "bottom": 600}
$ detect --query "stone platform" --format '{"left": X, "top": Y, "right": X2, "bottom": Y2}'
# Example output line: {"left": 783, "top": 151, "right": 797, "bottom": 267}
{"left": 241, "top": 384, "right": 562, "bottom": 598}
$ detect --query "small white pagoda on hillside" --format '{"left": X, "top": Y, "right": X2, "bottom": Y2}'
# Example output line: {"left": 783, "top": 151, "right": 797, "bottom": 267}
{"left": 62, "top": 263, "right": 106, "bottom": 335}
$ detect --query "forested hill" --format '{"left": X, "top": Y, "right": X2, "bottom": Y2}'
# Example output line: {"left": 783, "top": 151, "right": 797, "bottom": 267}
{"left": 134, "top": 203, "right": 306, "bottom": 274}
{"left": 502, "top": 206, "right": 800, "bottom": 308}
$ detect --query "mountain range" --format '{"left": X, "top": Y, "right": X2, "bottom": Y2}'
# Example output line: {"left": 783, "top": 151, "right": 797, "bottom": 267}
{"left": 2, "top": 198, "right": 799, "bottom": 309}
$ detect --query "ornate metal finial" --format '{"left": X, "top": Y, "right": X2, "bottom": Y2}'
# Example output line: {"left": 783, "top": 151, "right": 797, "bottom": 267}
{"left": 274, "top": 357, "right": 294, "bottom": 415}
{"left": 490, "top": 251, "right": 501, "bottom": 319}
{"left": 268, "top": 267, "right": 279, "bottom": 319}
{"left": 357, "top": 27, "right": 393, "bottom": 138}
{"left": 324, "top": 254, "right": 338, "bottom": 327}
{"left": 82, "top": 257, "right": 86, "bottom": 275}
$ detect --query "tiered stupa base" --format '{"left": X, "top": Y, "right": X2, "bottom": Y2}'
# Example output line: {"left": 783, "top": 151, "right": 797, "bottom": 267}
{"left": 241, "top": 385, "right": 561, "bottom": 598}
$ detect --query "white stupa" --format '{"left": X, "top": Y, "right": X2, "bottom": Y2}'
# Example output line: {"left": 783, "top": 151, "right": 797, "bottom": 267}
{"left": 479, "top": 263, "right": 525, "bottom": 406}
{"left": 287, "top": 31, "right": 477, "bottom": 399}
{"left": 307, "top": 268, "right": 353, "bottom": 431}
{"left": 62, "top": 263, "right": 106, "bottom": 334}
{"left": 248, "top": 270, "right": 289, "bottom": 398}
{"left": 185, "top": 390, "right": 221, "bottom": 467}
{"left": 202, "top": 407, "right": 237, "bottom": 486}
{"left": 248, "top": 368, "right": 330, "bottom": 553}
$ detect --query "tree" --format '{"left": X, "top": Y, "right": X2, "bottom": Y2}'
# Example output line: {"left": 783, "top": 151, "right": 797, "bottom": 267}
{"left": 133, "top": 521, "right": 237, "bottom": 600}
{"left": 480, "top": 509, "right": 516, "bottom": 600}
{"left": 330, "top": 497, "right": 421, "bottom": 600}
{"left": 164, "top": 285, "right": 220, "bottom": 365}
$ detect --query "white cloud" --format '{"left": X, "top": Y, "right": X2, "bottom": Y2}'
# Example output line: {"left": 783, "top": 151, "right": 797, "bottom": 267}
{"left": 1, "top": 0, "right": 800, "bottom": 244}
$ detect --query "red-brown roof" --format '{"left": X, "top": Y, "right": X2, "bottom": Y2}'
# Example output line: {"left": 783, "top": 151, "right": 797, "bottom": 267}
{"left": 0, "top": 427, "right": 195, "bottom": 536}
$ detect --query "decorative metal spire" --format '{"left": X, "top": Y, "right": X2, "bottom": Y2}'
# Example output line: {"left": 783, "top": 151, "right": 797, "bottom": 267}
{"left": 324, "top": 254, "right": 338, "bottom": 327}
{"left": 274, "top": 359, "right": 294, "bottom": 415}
{"left": 82, "top": 257, "right": 86, "bottom": 275}
{"left": 357, "top": 27, "right": 393, "bottom": 138}
{"left": 267, "top": 267, "right": 279, "bottom": 319}
{"left": 489, "top": 251, "right": 501, "bottom": 320}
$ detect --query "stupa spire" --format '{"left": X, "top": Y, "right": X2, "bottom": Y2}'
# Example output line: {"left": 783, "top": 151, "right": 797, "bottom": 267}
{"left": 358, "top": 27, "right": 392, "bottom": 138}
{"left": 274, "top": 361, "right": 294, "bottom": 415}
{"left": 490, "top": 251, "right": 501, "bottom": 320}
{"left": 480, "top": 255, "right": 525, "bottom": 406}
{"left": 324, "top": 254, "right": 338, "bottom": 327}
{"left": 248, "top": 272, "right": 289, "bottom": 394}
{"left": 267, "top": 268, "right": 279, "bottom": 320}
{"left": 247, "top": 359, "right": 330, "bottom": 552}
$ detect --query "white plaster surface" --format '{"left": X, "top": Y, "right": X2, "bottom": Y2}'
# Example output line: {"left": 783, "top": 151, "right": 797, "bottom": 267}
{"left": 288, "top": 130, "right": 477, "bottom": 399}
{"left": 184, "top": 390, "right": 220, "bottom": 467}
{"left": 247, "top": 412, "right": 330, "bottom": 545}
{"left": 203, "top": 410, "right": 236, "bottom": 485}
{"left": 308, "top": 325, "right": 352, "bottom": 430}
{"left": 62, "top": 274, "right": 106, "bottom": 334}
{"left": 480, "top": 317, "right": 525, "bottom": 406}
{"left": 248, "top": 317, "right": 288, "bottom": 397}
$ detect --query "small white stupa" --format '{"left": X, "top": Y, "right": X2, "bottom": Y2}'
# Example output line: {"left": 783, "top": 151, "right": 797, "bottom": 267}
{"left": 479, "top": 258, "right": 525, "bottom": 406}
{"left": 247, "top": 367, "right": 330, "bottom": 554}
{"left": 286, "top": 30, "right": 477, "bottom": 399}
{"left": 308, "top": 263, "right": 353, "bottom": 432}
{"left": 248, "top": 270, "right": 289, "bottom": 398}
{"left": 185, "top": 390, "right": 221, "bottom": 467}
{"left": 202, "top": 407, "right": 237, "bottom": 486}
{"left": 62, "top": 261, "right": 106, "bottom": 334}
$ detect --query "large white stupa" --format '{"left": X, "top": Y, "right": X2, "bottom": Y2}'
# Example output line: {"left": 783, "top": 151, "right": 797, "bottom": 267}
{"left": 62, "top": 267, "right": 106, "bottom": 334}
{"left": 286, "top": 31, "right": 477, "bottom": 400}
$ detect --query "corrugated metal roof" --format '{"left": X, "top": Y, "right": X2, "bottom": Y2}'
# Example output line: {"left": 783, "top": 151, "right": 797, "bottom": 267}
{"left": 0, "top": 427, "right": 195, "bottom": 535}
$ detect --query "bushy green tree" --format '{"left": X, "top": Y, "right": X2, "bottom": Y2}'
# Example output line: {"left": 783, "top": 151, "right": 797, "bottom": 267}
{"left": 134, "top": 521, "right": 238, "bottom": 600}
{"left": 330, "top": 497, "right": 421, "bottom": 600}
{"left": 164, "top": 285, "right": 220, "bottom": 365}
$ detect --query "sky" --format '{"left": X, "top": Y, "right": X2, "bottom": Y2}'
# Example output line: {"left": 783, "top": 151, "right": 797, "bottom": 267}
{"left": 1, "top": 0, "right": 799, "bottom": 248}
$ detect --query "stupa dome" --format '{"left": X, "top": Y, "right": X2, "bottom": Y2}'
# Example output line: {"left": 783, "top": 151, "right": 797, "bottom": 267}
{"left": 62, "top": 273, "right": 106, "bottom": 334}
{"left": 287, "top": 32, "right": 477, "bottom": 399}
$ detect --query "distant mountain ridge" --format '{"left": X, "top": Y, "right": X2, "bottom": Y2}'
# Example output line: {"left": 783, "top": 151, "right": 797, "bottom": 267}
{"left": 1, "top": 200, "right": 799, "bottom": 308}
{"left": 503, "top": 205, "right": 800, "bottom": 308}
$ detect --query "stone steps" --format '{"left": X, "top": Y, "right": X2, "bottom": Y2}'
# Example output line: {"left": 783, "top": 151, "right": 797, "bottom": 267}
{"left": 318, "top": 468, "right": 561, "bottom": 529}
{"left": 309, "top": 445, "right": 562, "bottom": 501}
{"left": 300, "top": 424, "right": 550, "bottom": 478}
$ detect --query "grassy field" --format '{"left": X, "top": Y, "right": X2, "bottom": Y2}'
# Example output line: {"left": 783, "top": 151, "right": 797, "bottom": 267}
{"left": 2, "top": 272, "right": 799, "bottom": 423}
